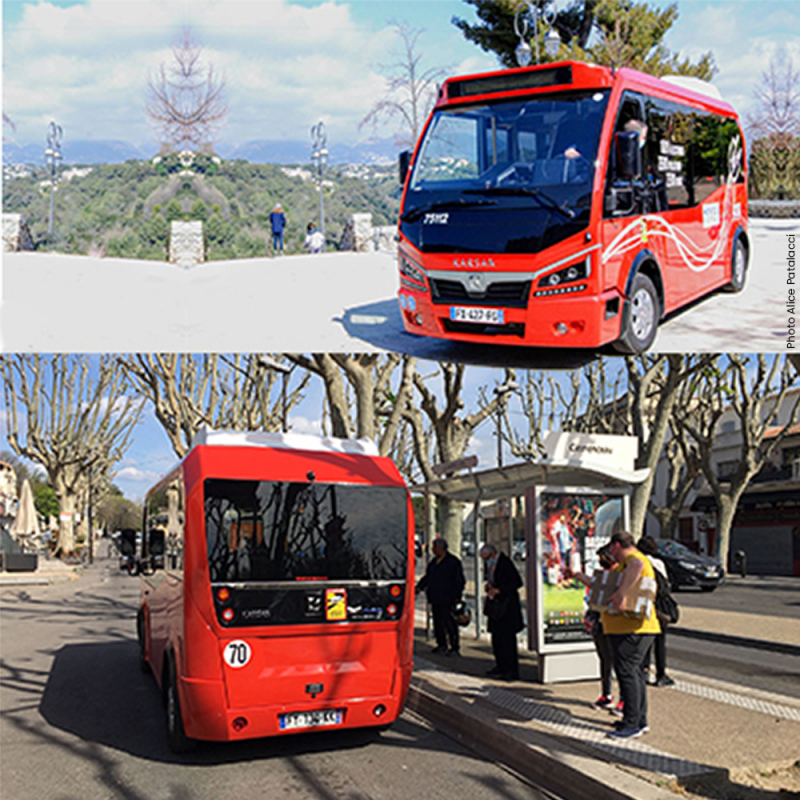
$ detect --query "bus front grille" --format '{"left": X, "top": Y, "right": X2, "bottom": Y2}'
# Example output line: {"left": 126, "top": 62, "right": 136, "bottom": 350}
{"left": 430, "top": 278, "right": 531, "bottom": 308}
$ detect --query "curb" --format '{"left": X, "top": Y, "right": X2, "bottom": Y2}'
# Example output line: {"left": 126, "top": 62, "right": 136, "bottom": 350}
{"left": 671, "top": 626, "right": 800, "bottom": 657}
{"left": 407, "top": 676, "right": 680, "bottom": 800}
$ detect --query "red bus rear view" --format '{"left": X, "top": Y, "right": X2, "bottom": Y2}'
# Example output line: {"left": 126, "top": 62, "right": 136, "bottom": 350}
{"left": 397, "top": 61, "right": 748, "bottom": 353}
{"left": 135, "top": 430, "right": 415, "bottom": 752}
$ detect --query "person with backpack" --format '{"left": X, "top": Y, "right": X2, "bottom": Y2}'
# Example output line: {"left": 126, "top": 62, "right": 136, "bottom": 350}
{"left": 638, "top": 536, "right": 678, "bottom": 687}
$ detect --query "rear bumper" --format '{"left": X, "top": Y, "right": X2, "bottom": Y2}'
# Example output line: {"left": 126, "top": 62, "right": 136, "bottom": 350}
{"left": 398, "top": 284, "right": 623, "bottom": 348}
{"left": 180, "top": 666, "right": 412, "bottom": 741}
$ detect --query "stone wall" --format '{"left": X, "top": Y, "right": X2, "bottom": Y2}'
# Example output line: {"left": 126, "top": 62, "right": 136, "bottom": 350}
{"left": 2, "top": 214, "right": 34, "bottom": 252}
{"left": 169, "top": 221, "right": 204, "bottom": 268}
{"left": 339, "top": 213, "right": 397, "bottom": 253}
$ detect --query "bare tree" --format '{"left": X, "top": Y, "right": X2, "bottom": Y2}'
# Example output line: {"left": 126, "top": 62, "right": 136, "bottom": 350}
{"left": 746, "top": 49, "right": 800, "bottom": 199}
{"left": 119, "top": 354, "right": 308, "bottom": 459}
{"left": 286, "top": 354, "right": 415, "bottom": 458}
{"left": 501, "top": 355, "right": 715, "bottom": 539}
{"left": 402, "top": 363, "right": 515, "bottom": 553}
{"left": 1, "top": 355, "right": 143, "bottom": 555}
{"left": 145, "top": 27, "right": 228, "bottom": 151}
{"left": 747, "top": 48, "right": 800, "bottom": 140}
{"left": 674, "top": 354, "right": 800, "bottom": 569}
{"left": 359, "top": 21, "right": 448, "bottom": 148}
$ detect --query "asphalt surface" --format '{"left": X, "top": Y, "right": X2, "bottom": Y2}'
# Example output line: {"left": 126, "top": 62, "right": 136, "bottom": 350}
{"left": 2, "top": 559, "right": 798, "bottom": 800}
{"left": 1, "top": 218, "right": 794, "bottom": 357}
{"left": 0, "top": 558, "right": 552, "bottom": 800}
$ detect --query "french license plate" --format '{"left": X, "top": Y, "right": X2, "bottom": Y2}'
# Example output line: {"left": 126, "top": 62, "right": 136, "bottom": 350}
{"left": 450, "top": 306, "right": 504, "bottom": 325}
{"left": 279, "top": 709, "right": 343, "bottom": 731}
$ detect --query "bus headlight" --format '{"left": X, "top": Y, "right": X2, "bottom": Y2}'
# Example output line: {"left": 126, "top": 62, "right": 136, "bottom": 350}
{"left": 399, "top": 253, "right": 428, "bottom": 291}
{"left": 536, "top": 256, "right": 590, "bottom": 291}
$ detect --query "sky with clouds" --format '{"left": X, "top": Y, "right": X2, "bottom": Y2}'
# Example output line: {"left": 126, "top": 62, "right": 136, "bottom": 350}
{"left": 3, "top": 0, "right": 800, "bottom": 155}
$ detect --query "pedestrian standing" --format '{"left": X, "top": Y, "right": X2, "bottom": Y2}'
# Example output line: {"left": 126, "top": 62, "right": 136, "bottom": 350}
{"left": 572, "top": 543, "right": 618, "bottom": 710}
{"left": 270, "top": 203, "right": 287, "bottom": 255}
{"left": 602, "top": 531, "right": 661, "bottom": 739}
{"left": 480, "top": 543, "right": 524, "bottom": 680}
{"left": 416, "top": 537, "right": 465, "bottom": 656}
{"left": 638, "top": 535, "right": 676, "bottom": 687}
{"left": 304, "top": 222, "right": 325, "bottom": 254}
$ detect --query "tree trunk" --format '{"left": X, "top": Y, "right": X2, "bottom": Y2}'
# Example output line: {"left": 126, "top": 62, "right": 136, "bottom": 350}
{"left": 715, "top": 494, "right": 740, "bottom": 571}
{"left": 439, "top": 496, "right": 464, "bottom": 557}
{"left": 55, "top": 489, "right": 77, "bottom": 555}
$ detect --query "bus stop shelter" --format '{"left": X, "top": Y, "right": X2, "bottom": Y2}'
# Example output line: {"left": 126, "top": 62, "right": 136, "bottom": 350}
{"left": 411, "top": 432, "right": 649, "bottom": 683}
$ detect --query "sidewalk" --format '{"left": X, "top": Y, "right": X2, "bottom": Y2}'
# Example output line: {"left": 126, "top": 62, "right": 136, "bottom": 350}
{"left": 0, "top": 555, "right": 84, "bottom": 586}
{"left": 409, "top": 610, "right": 800, "bottom": 800}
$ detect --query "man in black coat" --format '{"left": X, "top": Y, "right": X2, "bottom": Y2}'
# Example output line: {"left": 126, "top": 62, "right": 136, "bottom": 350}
{"left": 416, "top": 537, "right": 466, "bottom": 655}
{"left": 480, "top": 543, "right": 524, "bottom": 680}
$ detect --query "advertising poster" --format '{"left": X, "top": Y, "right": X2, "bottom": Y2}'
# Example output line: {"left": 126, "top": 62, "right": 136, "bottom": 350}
{"left": 536, "top": 487, "right": 627, "bottom": 648}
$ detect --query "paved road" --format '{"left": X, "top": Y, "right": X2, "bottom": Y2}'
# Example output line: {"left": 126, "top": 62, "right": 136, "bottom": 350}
{"left": 673, "top": 574, "right": 799, "bottom": 618}
{"left": 0, "top": 560, "right": 550, "bottom": 800}
{"left": 1, "top": 219, "right": 793, "bottom": 358}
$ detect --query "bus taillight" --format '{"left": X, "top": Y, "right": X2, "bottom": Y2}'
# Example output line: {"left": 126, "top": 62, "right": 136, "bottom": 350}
{"left": 389, "top": 584, "right": 402, "bottom": 597}
{"left": 222, "top": 608, "right": 235, "bottom": 622}
{"left": 217, "top": 587, "right": 231, "bottom": 602}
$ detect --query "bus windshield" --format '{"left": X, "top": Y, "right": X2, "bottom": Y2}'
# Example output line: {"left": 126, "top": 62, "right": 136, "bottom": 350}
{"left": 402, "top": 90, "right": 609, "bottom": 254}
{"left": 205, "top": 479, "right": 408, "bottom": 583}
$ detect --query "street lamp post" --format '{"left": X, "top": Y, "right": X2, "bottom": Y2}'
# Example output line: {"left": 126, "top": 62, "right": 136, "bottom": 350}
{"left": 310, "top": 121, "right": 328, "bottom": 246}
{"left": 44, "top": 121, "right": 63, "bottom": 238}
{"left": 513, "top": 1, "right": 561, "bottom": 67}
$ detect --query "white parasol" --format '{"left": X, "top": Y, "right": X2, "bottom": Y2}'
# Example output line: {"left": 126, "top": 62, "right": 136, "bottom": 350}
{"left": 11, "top": 479, "right": 40, "bottom": 551}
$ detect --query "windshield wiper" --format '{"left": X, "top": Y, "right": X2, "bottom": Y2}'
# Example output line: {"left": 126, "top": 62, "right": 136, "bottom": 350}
{"left": 463, "top": 186, "right": 575, "bottom": 220}
{"left": 400, "top": 197, "right": 498, "bottom": 223}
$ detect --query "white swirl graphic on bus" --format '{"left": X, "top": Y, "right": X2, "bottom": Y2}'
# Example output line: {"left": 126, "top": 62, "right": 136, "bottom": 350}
{"left": 602, "top": 135, "right": 743, "bottom": 275}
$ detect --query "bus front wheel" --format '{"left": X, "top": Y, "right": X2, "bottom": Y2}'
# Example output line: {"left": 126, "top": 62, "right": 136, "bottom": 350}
{"left": 165, "top": 658, "right": 196, "bottom": 754}
{"left": 613, "top": 273, "right": 659, "bottom": 354}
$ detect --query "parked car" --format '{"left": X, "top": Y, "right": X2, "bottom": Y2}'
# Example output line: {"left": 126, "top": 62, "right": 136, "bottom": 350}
{"left": 461, "top": 540, "right": 475, "bottom": 558}
{"left": 512, "top": 541, "right": 526, "bottom": 561}
{"left": 655, "top": 539, "right": 724, "bottom": 592}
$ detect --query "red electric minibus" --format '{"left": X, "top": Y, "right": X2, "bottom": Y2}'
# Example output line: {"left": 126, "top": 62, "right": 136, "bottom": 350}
{"left": 135, "top": 430, "right": 415, "bottom": 752}
{"left": 397, "top": 60, "right": 748, "bottom": 353}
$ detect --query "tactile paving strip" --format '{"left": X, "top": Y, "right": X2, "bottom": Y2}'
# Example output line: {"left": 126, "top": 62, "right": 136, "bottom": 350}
{"left": 673, "top": 678, "right": 800, "bottom": 722}
{"left": 416, "top": 660, "right": 717, "bottom": 778}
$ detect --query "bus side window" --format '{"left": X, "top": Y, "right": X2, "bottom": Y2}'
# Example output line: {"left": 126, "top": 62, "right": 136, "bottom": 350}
{"left": 642, "top": 97, "right": 689, "bottom": 210}
{"left": 145, "top": 474, "right": 185, "bottom": 572}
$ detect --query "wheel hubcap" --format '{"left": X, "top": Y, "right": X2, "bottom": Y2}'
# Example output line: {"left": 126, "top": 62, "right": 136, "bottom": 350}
{"left": 734, "top": 245, "right": 745, "bottom": 284}
{"left": 631, "top": 288, "right": 655, "bottom": 341}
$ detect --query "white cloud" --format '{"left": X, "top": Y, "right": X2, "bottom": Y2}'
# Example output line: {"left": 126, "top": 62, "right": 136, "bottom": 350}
{"left": 115, "top": 466, "right": 160, "bottom": 483}
{"left": 288, "top": 416, "right": 324, "bottom": 435}
{"left": 2, "top": 0, "right": 411, "bottom": 147}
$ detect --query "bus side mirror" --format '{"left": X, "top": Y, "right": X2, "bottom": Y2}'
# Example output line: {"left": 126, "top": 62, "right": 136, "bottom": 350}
{"left": 615, "top": 131, "right": 642, "bottom": 181}
{"left": 399, "top": 150, "right": 412, "bottom": 186}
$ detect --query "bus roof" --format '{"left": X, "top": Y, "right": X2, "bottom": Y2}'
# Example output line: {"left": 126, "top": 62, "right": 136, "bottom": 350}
{"left": 190, "top": 428, "right": 380, "bottom": 457}
{"left": 436, "top": 60, "right": 736, "bottom": 118}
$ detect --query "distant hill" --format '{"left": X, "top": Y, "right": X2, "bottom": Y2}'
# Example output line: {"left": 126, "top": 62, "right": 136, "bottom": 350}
{"left": 3, "top": 137, "right": 402, "bottom": 167}
{"left": 3, "top": 139, "right": 146, "bottom": 165}
{"left": 2, "top": 156, "right": 401, "bottom": 259}
{"left": 224, "top": 138, "right": 401, "bottom": 165}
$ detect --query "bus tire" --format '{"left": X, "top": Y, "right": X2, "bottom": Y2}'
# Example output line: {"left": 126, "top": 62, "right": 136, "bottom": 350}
{"left": 613, "top": 272, "right": 659, "bottom": 354}
{"left": 136, "top": 609, "right": 150, "bottom": 674}
{"left": 165, "top": 658, "right": 196, "bottom": 754}
{"left": 724, "top": 236, "right": 748, "bottom": 293}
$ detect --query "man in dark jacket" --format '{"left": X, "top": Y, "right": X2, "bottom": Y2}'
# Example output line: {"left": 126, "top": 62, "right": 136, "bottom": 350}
{"left": 416, "top": 537, "right": 465, "bottom": 655}
{"left": 480, "top": 543, "right": 524, "bottom": 680}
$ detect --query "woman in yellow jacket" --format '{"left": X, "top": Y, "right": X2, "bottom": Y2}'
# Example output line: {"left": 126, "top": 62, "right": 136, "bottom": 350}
{"left": 602, "top": 531, "right": 661, "bottom": 740}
